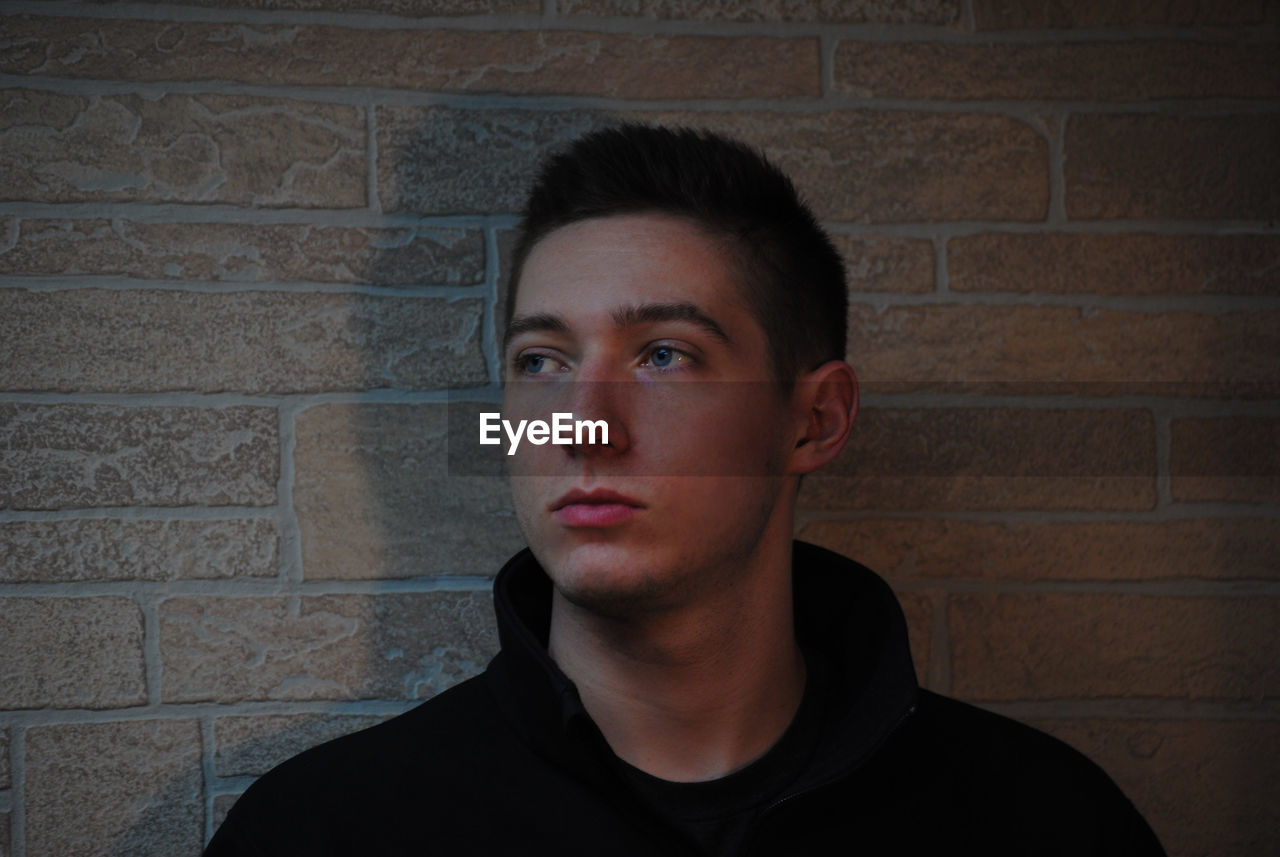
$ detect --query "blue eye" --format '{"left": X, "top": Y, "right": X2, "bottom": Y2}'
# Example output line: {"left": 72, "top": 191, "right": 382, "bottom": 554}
{"left": 650, "top": 347, "right": 673, "bottom": 367}
{"left": 518, "top": 354, "right": 550, "bottom": 374}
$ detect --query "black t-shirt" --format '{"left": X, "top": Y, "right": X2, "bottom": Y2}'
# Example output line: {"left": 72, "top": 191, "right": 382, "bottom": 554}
{"left": 613, "top": 651, "right": 829, "bottom": 856}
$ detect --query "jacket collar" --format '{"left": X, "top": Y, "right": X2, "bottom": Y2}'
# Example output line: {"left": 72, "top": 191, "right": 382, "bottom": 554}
{"left": 482, "top": 540, "right": 919, "bottom": 791}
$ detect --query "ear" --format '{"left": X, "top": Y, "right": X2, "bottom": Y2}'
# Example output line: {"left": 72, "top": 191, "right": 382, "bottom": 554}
{"left": 787, "top": 360, "right": 858, "bottom": 476}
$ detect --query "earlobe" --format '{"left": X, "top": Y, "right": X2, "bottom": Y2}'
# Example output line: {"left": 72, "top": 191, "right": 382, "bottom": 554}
{"left": 788, "top": 361, "right": 858, "bottom": 475}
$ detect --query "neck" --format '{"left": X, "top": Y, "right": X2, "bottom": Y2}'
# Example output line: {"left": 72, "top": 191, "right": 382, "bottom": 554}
{"left": 547, "top": 526, "right": 805, "bottom": 783}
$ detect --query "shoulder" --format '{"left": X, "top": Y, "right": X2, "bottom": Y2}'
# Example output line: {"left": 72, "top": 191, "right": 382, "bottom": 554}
{"left": 876, "top": 691, "right": 1165, "bottom": 854}
{"left": 205, "top": 675, "right": 515, "bottom": 856}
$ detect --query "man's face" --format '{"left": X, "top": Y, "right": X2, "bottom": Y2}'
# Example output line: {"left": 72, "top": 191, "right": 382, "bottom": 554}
{"left": 502, "top": 213, "right": 803, "bottom": 616}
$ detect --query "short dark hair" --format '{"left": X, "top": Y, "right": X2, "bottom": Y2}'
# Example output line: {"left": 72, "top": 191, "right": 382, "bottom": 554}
{"left": 506, "top": 124, "right": 848, "bottom": 387}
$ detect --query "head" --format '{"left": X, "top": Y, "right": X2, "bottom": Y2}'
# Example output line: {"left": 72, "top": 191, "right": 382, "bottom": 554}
{"left": 502, "top": 124, "right": 857, "bottom": 618}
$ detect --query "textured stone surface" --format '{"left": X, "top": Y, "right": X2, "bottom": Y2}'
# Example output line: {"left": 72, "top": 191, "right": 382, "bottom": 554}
{"left": 833, "top": 235, "right": 934, "bottom": 293}
{"left": 1029, "top": 719, "right": 1280, "bottom": 857}
{"left": 1066, "top": 114, "right": 1280, "bottom": 220}
{"left": 0, "top": 405, "right": 277, "bottom": 509}
{"left": 120, "top": 0, "right": 538, "bottom": 14}
{"left": 378, "top": 107, "right": 1048, "bottom": 221}
{"left": 0, "top": 811, "right": 8, "bottom": 857}
{"left": 294, "top": 403, "right": 524, "bottom": 580}
{"left": 0, "top": 518, "right": 277, "bottom": 582}
{"left": 973, "top": 0, "right": 1273, "bottom": 28}
{"left": 835, "top": 41, "right": 1280, "bottom": 100}
{"left": 895, "top": 590, "right": 934, "bottom": 685}
{"left": 1, "top": 18, "right": 818, "bottom": 99}
{"left": 0, "top": 219, "right": 484, "bottom": 286}
{"left": 0, "top": 729, "right": 8, "bottom": 789}
{"left": 560, "top": 0, "right": 962, "bottom": 24}
{"left": 26, "top": 720, "right": 202, "bottom": 857}
{"left": 1171, "top": 417, "right": 1280, "bottom": 504}
{"left": 0, "top": 597, "right": 145, "bottom": 709}
{"left": 0, "top": 290, "right": 487, "bottom": 394}
{"left": 800, "top": 407, "right": 1156, "bottom": 511}
{"left": 160, "top": 591, "right": 498, "bottom": 702}
{"left": 0, "top": 89, "right": 364, "bottom": 207}
{"left": 212, "top": 794, "right": 240, "bottom": 832}
{"left": 949, "top": 233, "right": 1280, "bottom": 296}
{"left": 848, "top": 304, "right": 1280, "bottom": 398}
{"left": 950, "top": 594, "right": 1279, "bottom": 701}
{"left": 215, "top": 713, "right": 391, "bottom": 776}
{"left": 800, "top": 517, "right": 1280, "bottom": 582}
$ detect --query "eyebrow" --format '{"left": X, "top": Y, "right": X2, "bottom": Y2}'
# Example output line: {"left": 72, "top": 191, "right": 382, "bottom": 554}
{"left": 503, "top": 301, "right": 731, "bottom": 352}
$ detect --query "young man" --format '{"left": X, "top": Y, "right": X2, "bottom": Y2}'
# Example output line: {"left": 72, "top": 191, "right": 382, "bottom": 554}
{"left": 206, "top": 125, "right": 1164, "bottom": 855}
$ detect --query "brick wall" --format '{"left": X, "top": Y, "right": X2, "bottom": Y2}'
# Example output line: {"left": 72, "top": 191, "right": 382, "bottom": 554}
{"left": 1, "top": 1, "right": 1277, "bottom": 854}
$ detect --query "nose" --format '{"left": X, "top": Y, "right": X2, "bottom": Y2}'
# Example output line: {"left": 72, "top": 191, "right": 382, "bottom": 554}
{"left": 563, "top": 373, "right": 631, "bottom": 460}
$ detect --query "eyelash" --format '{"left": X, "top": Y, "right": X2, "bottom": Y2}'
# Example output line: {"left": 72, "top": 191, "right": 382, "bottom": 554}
{"left": 511, "top": 344, "right": 695, "bottom": 376}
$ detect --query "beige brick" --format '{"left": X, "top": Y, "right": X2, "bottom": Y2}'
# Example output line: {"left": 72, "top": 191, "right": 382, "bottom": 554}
{"left": 121, "top": 0, "right": 538, "bottom": 14}
{"left": 949, "top": 233, "right": 1280, "bottom": 296}
{"left": 0, "top": 219, "right": 483, "bottom": 286}
{"left": 835, "top": 41, "right": 1280, "bottom": 100}
{"left": 212, "top": 794, "right": 240, "bottom": 832}
{"left": 0, "top": 89, "right": 363, "bottom": 207}
{"left": 1066, "top": 114, "right": 1280, "bottom": 220}
{"left": 1028, "top": 719, "right": 1279, "bottom": 857}
{"left": 833, "top": 235, "right": 934, "bottom": 293}
{"left": 2, "top": 18, "right": 817, "bottom": 99}
{"left": 800, "top": 407, "right": 1156, "bottom": 512}
{"left": 973, "top": 0, "right": 1272, "bottom": 28}
{"left": 378, "top": 107, "right": 1048, "bottom": 221}
{"left": 560, "top": 0, "right": 962, "bottom": 24}
{"left": 0, "top": 729, "right": 8, "bottom": 789}
{"left": 0, "top": 597, "right": 145, "bottom": 709}
{"left": 895, "top": 590, "right": 934, "bottom": 686}
{"left": 294, "top": 403, "right": 524, "bottom": 580}
{"left": 848, "top": 304, "right": 1280, "bottom": 398}
{"left": 0, "top": 519, "right": 277, "bottom": 583}
{"left": 159, "top": 592, "right": 498, "bottom": 702}
{"left": 1171, "top": 417, "right": 1280, "bottom": 504}
{"left": 0, "top": 405, "right": 277, "bottom": 509}
{"left": 26, "top": 720, "right": 202, "bottom": 857}
{"left": 0, "top": 290, "right": 487, "bottom": 394}
{"left": 799, "top": 517, "right": 1280, "bottom": 582}
{"left": 215, "top": 713, "right": 390, "bottom": 776}
{"left": 950, "top": 594, "right": 1279, "bottom": 701}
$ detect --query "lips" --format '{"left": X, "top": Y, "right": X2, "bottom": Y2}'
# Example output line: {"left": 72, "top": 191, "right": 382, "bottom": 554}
{"left": 550, "top": 487, "right": 644, "bottom": 527}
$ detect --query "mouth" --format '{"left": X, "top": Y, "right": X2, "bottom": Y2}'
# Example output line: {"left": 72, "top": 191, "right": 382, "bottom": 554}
{"left": 550, "top": 487, "right": 644, "bottom": 528}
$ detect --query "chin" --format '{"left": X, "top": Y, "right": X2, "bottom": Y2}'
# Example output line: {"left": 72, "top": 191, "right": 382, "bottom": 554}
{"left": 540, "top": 541, "right": 684, "bottom": 618}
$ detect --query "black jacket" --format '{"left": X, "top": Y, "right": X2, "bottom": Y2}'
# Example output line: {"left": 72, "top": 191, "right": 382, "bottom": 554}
{"left": 206, "top": 542, "right": 1165, "bottom": 856}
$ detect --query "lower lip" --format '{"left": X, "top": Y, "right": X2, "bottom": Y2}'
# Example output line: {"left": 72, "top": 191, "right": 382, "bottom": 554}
{"left": 552, "top": 503, "right": 640, "bottom": 527}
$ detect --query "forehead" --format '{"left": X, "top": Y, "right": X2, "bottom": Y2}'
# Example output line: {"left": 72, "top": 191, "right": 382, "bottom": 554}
{"left": 513, "top": 213, "right": 748, "bottom": 318}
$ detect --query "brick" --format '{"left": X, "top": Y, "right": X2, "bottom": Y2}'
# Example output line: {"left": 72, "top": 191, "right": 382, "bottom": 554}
{"left": 847, "top": 304, "right": 1280, "bottom": 398}
{"left": 1066, "top": 114, "right": 1280, "bottom": 220}
{"left": 1027, "top": 719, "right": 1280, "bottom": 857}
{"left": 215, "top": 713, "right": 390, "bottom": 776}
{"left": 0, "top": 290, "right": 487, "bottom": 394}
{"left": 159, "top": 592, "right": 498, "bottom": 702}
{"left": 1171, "top": 417, "right": 1280, "bottom": 504}
{"left": 294, "top": 403, "right": 525, "bottom": 580}
{"left": 123, "top": 0, "right": 537, "bottom": 13}
{"left": 212, "top": 794, "right": 240, "bottom": 832}
{"left": 0, "top": 89, "right": 363, "bottom": 207}
{"left": 799, "top": 407, "right": 1156, "bottom": 512}
{"left": 895, "top": 590, "right": 934, "bottom": 686}
{"left": 1, "top": 18, "right": 818, "bottom": 99}
{"left": 973, "top": 0, "right": 1274, "bottom": 28}
{"left": 950, "top": 593, "right": 1279, "bottom": 701}
{"left": 0, "top": 596, "right": 145, "bottom": 709}
{"left": 26, "top": 720, "right": 202, "bottom": 857}
{"left": 0, "top": 219, "right": 483, "bottom": 286}
{"left": 0, "top": 405, "right": 277, "bottom": 509}
{"left": 949, "top": 233, "right": 1280, "bottom": 296}
{"left": 835, "top": 40, "right": 1280, "bottom": 100}
{"left": 379, "top": 107, "right": 1049, "bottom": 220}
{"left": 559, "top": 0, "right": 962, "bottom": 24}
{"left": 0, "top": 729, "right": 8, "bottom": 789}
{"left": 833, "top": 235, "right": 935, "bottom": 293}
{"left": 799, "top": 517, "right": 1280, "bottom": 582}
{"left": 0, "top": 519, "right": 277, "bottom": 582}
